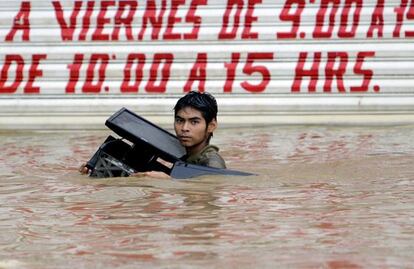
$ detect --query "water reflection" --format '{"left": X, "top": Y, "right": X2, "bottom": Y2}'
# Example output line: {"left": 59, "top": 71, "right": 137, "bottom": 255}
{"left": 0, "top": 126, "right": 414, "bottom": 268}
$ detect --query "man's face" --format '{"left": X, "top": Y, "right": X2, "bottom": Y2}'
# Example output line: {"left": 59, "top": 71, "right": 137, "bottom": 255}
{"left": 174, "top": 107, "right": 215, "bottom": 149}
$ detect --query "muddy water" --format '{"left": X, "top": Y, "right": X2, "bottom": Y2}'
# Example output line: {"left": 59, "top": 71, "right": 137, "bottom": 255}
{"left": 1, "top": 125, "right": 413, "bottom": 269}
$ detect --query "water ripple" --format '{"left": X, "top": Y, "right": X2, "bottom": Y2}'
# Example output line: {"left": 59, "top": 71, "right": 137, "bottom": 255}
{"left": 1, "top": 127, "right": 414, "bottom": 268}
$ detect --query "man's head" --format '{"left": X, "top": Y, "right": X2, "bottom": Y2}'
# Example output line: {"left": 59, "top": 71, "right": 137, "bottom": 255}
{"left": 174, "top": 91, "right": 218, "bottom": 152}
{"left": 174, "top": 91, "right": 218, "bottom": 124}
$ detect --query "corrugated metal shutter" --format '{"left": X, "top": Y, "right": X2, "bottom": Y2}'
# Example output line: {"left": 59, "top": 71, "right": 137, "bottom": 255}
{"left": 1, "top": 0, "right": 414, "bottom": 129}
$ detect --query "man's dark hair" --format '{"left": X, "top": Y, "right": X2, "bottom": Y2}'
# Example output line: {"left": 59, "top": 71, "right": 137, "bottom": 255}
{"left": 174, "top": 91, "right": 218, "bottom": 124}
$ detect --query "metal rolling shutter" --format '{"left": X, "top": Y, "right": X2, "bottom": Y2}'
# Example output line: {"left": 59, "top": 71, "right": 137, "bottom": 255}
{"left": 1, "top": 0, "right": 414, "bottom": 129}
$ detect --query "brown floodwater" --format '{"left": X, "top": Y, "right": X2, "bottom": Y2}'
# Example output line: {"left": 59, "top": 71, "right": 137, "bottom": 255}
{"left": 1, "top": 125, "right": 413, "bottom": 269}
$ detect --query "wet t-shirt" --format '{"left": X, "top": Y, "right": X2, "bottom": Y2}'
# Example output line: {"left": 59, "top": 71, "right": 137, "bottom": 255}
{"left": 183, "top": 145, "right": 226, "bottom": 169}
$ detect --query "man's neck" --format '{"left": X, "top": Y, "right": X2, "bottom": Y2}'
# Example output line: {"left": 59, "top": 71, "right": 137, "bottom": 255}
{"left": 186, "top": 141, "right": 209, "bottom": 156}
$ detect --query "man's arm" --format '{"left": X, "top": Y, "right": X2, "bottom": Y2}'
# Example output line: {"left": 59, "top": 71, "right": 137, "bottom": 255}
{"left": 131, "top": 171, "right": 171, "bottom": 179}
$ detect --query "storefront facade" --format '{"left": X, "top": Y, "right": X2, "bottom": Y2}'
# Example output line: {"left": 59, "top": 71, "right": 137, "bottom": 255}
{"left": 1, "top": 0, "right": 413, "bottom": 129}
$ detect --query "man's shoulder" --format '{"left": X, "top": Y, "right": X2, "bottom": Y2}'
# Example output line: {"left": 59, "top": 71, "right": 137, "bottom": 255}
{"left": 199, "top": 145, "right": 226, "bottom": 169}
{"left": 185, "top": 145, "right": 227, "bottom": 169}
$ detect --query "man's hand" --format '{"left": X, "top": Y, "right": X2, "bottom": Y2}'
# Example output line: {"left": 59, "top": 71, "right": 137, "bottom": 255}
{"left": 131, "top": 171, "right": 171, "bottom": 179}
{"left": 79, "top": 163, "right": 90, "bottom": 175}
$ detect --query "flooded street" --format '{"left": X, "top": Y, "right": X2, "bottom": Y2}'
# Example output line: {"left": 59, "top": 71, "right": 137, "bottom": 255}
{"left": 1, "top": 125, "right": 414, "bottom": 269}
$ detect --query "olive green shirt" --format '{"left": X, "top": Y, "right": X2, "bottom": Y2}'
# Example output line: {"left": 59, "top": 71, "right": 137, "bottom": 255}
{"left": 183, "top": 145, "right": 226, "bottom": 169}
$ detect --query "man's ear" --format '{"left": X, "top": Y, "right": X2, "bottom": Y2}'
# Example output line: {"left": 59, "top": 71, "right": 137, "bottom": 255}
{"left": 207, "top": 119, "right": 217, "bottom": 133}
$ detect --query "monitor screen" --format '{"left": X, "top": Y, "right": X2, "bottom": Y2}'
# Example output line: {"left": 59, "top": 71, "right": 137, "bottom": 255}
{"left": 106, "top": 108, "right": 186, "bottom": 160}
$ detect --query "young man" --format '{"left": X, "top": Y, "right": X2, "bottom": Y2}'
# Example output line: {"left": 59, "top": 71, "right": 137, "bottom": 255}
{"left": 79, "top": 91, "right": 225, "bottom": 177}
{"left": 174, "top": 91, "right": 226, "bottom": 169}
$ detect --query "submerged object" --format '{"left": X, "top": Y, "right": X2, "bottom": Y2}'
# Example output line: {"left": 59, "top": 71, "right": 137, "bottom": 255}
{"left": 86, "top": 108, "right": 253, "bottom": 179}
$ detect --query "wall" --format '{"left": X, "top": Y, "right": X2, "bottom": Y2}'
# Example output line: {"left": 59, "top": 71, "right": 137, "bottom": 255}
{"left": 1, "top": 0, "right": 414, "bottom": 129}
